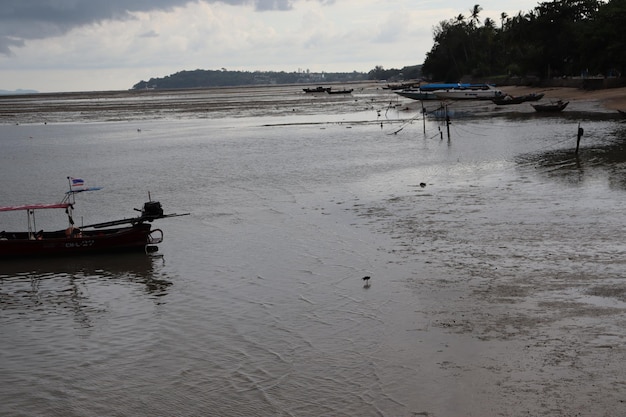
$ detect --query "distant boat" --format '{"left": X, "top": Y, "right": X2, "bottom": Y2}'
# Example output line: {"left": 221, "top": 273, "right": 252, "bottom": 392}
{"left": 394, "top": 89, "right": 438, "bottom": 101}
{"left": 617, "top": 109, "right": 626, "bottom": 118}
{"left": 492, "top": 92, "right": 544, "bottom": 105}
{"left": 531, "top": 100, "right": 569, "bottom": 112}
{"left": 303, "top": 86, "right": 330, "bottom": 93}
{"left": 327, "top": 88, "right": 353, "bottom": 95}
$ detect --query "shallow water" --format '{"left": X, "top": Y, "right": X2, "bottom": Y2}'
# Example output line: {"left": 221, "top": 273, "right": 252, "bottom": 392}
{"left": 1, "top": 86, "right": 625, "bottom": 416}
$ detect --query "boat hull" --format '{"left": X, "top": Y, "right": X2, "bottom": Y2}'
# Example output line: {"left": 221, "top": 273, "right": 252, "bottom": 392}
{"left": 0, "top": 223, "right": 154, "bottom": 258}
{"left": 434, "top": 89, "right": 503, "bottom": 100}
{"left": 395, "top": 90, "right": 439, "bottom": 101}
{"left": 531, "top": 101, "right": 569, "bottom": 112}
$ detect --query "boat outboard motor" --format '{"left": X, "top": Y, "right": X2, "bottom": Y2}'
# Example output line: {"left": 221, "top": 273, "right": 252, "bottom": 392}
{"left": 141, "top": 201, "right": 164, "bottom": 220}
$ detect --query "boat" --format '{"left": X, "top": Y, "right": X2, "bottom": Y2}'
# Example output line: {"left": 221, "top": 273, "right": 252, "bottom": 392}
{"left": 492, "top": 92, "right": 544, "bottom": 105}
{"left": 383, "top": 82, "right": 420, "bottom": 90}
{"left": 531, "top": 100, "right": 569, "bottom": 112}
{"left": 418, "top": 83, "right": 492, "bottom": 92}
{"left": 0, "top": 178, "right": 188, "bottom": 259}
{"left": 394, "top": 89, "right": 439, "bottom": 101}
{"left": 433, "top": 84, "right": 504, "bottom": 100}
{"left": 303, "top": 86, "right": 330, "bottom": 93}
{"left": 326, "top": 88, "right": 353, "bottom": 94}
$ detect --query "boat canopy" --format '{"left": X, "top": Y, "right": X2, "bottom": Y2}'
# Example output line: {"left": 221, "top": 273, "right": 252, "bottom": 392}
{"left": 419, "top": 83, "right": 494, "bottom": 91}
{"left": 0, "top": 203, "right": 71, "bottom": 212}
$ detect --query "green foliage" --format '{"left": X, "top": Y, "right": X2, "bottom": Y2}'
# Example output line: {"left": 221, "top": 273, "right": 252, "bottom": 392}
{"left": 132, "top": 69, "right": 370, "bottom": 90}
{"left": 422, "top": 0, "right": 625, "bottom": 81}
{"left": 132, "top": 65, "right": 422, "bottom": 90}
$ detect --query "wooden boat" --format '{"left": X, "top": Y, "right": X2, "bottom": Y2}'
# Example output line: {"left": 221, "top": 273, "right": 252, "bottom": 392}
{"left": 492, "top": 92, "right": 544, "bottom": 105}
{"left": 418, "top": 83, "right": 493, "bottom": 92}
{"left": 326, "top": 88, "right": 353, "bottom": 94}
{"left": 0, "top": 179, "right": 188, "bottom": 259}
{"left": 383, "top": 82, "right": 420, "bottom": 90}
{"left": 303, "top": 86, "right": 330, "bottom": 93}
{"left": 531, "top": 100, "right": 569, "bottom": 112}
{"left": 433, "top": 85, "right": 504, "bottom": 100}
{"left": 394, "top": 89, "right": 439, "bottom": 101}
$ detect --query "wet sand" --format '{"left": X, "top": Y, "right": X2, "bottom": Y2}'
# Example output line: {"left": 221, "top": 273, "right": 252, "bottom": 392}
{"left": 1, "top": 83, "right": 625, "bottom": 125}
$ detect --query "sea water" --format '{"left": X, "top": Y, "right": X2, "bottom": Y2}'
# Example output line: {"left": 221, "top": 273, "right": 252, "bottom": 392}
{"left": 1, "top": 86, "right": 625, "bottom": 416}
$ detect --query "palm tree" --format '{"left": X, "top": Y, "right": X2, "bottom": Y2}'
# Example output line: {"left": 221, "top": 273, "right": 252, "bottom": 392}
{"left": 469, "top": 4, "right": 482, "bottom": 27}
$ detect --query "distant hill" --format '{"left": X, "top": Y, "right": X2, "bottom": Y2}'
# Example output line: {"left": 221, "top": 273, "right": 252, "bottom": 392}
{"left": 131, "top": 69, "right": 369, "bottom": 90}
{"left": 0, "top": 89, "right": 38, "bottom": 95}
{"left": 131, "top": 66, "right": 422, "bottom": 90}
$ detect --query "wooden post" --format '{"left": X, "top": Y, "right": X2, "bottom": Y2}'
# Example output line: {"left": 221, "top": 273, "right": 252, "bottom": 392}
{"left": 576, "top": 123, "right": 584, "bottom": 154}
{"left": 445, "top": 104, "right": 451, "bottom": 140}
{"left": 421, "top": 101, "right": 426, "bottom": 135}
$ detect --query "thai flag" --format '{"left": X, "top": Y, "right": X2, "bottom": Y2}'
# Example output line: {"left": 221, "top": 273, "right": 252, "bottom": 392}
{"left": 70, "top": 177, "right": 85, "bottom": 187}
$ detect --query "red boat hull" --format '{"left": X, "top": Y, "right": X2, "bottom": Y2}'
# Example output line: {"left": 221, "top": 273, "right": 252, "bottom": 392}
{"left": 0, "top": 223, "right": 154, "bottom": 258}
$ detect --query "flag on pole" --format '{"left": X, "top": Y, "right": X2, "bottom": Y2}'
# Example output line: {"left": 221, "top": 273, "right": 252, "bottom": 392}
{"left": 70, "top": 177, "right": 85, "bottom": 188}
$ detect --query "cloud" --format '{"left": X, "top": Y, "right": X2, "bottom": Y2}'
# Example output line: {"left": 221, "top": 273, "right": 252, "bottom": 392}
{"left": 0, "top": 0, "right": 327, "bottom": 55}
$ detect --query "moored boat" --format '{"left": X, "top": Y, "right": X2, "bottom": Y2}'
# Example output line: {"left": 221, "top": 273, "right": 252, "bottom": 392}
{"left": 327, "top": 88, "right": 353, "bottom": 94}
{"left": 303, "top": 86, "right": 331, "bottom": 93}
{"left": 0, "top": 178, "right": 188, "bottom": 259}
{"left": 433, "top": 84, "right": 504, "bottom": 100}
{"left": 394, "top": 89, "right": 439, "bottom": 101}
{"left": 492, "top": 92, "right": 545, "bottom": 105}
{"left": 531, "top": 100, "right": 569, "bottom": 112}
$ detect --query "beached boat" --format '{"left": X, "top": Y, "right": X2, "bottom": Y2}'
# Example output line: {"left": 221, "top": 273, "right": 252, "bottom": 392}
{"left": 418, "top": 83, "right": 493, "bottom": 92}
{"left": 0, "top": 179, "right": 188, "bottom": 259}
{"left": 303, "top": 86, "right": 330, "bottom": 93}
{"left": 433, "top": 85, "right": 504, "bottom": 100}
{"left": 531, "top": 100, "right": 569, "bottom": 112}
{"left": 492, "top": 92, "right": 544, "bottom": 105}
{"left": 327, "top": 88, "right": 353, "bottom": 94}
{"left": 394, "top": 89, "right": 439, "bottom": 101}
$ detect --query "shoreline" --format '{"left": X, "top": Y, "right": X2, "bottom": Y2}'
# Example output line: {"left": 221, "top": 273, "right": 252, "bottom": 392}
{"left": 498, "top": 85, "right": 626, "bottom": 111}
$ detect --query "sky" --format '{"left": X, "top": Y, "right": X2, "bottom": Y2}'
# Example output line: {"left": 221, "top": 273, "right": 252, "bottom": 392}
{"left": 1, "top": 0, "right": 540, "bottom": 93}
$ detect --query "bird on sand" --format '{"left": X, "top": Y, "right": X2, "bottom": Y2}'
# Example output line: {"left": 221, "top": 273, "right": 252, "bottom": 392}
{"left": 362, "top": 276, "right": 371, "bottom": 287}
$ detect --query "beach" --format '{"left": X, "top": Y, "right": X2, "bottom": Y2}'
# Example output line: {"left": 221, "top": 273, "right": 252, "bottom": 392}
{"left": 502, "top": 84, "right": 626, "bottom": 110}
{"left": 1, "top": 84, "right": 626, "bottom": 416}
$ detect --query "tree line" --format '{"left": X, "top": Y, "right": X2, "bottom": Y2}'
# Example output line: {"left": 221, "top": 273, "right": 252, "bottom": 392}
{"left": 131, "top": 65, "right": 422, "bottom": 90}
{"left": 422, "top": 0, "right": 626, "bottom": 82}
{"left": 132, "top": 69, "right": 373, "bottom": 90}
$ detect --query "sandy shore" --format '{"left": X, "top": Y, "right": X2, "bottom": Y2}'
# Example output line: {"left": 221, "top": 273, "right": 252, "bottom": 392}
{"left": 500, "top": 85, "right": 626, "bottom": 111}
{"left": 1, "top": 83, "right": 624, "bottom": 124}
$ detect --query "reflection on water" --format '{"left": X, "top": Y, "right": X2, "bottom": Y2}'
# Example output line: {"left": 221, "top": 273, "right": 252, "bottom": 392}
{"left": 0, "top": 253, "right": 171, "bottom": 324}
{"left": 516, "top": 123, "right": 626, "bottom": 189}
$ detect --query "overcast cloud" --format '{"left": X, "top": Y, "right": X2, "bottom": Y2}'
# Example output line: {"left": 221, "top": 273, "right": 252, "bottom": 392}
{"left": 0, "top": 0, "right": 538, "bottom": 92}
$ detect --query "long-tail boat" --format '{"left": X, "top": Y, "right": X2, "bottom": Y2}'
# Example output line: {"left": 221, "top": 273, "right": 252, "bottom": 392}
{"left": 0, "top": 178, "right": 188, "bottom": 258}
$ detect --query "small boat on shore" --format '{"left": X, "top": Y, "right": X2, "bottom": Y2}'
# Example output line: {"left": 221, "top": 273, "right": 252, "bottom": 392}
{"left": 327, "top": 88, "right": 353, "bottom": 95}
{"left": 433, "top": 84, "right": 504, "bottom": 100}
{"left": 303, "top": 86, "right": 330, "bottom": 93}
{"left": 394, "top": 89, "right": 439, "bottom": 101}
{"left": 492, "top": 92, "right": 544, "bottom": 105}
{"left": 0, "top": 178, "right": 188, "bottom": 259}
{"left": 531, "top": 100, "right": 569, "bottom": 112}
